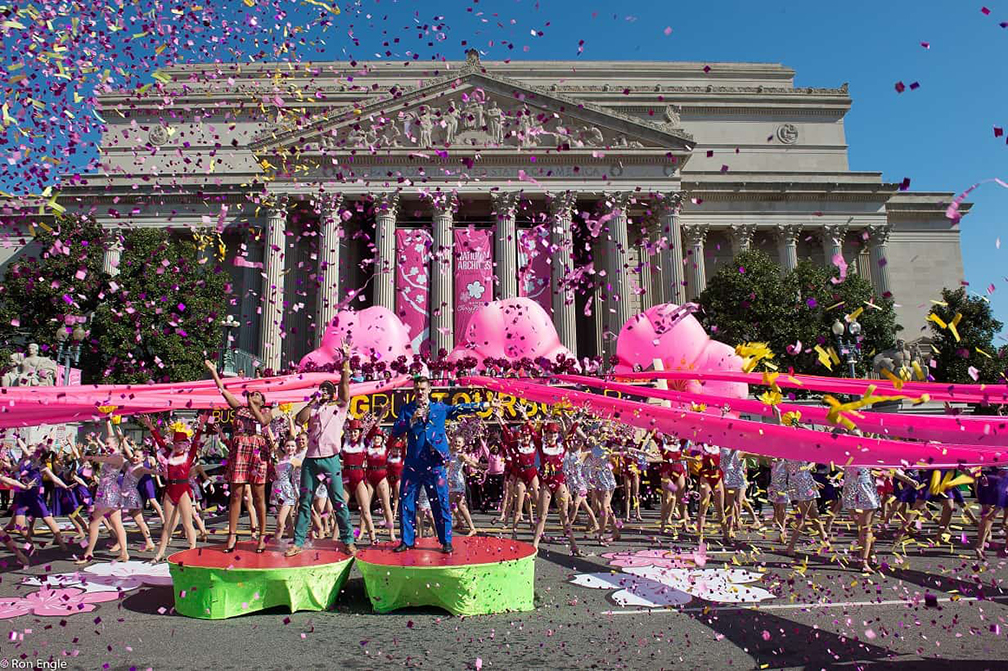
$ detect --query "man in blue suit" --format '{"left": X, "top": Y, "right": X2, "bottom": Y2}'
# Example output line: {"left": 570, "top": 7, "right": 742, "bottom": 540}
{"left": 391, "top": 375, "right": 489, "bottom": 554}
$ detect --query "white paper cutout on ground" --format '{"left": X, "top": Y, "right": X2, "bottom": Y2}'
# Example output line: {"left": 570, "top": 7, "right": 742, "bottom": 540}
{"left": 23, "top": 560, "right": 172, "bottom": 594}
{"left": 570, "top": 549, "right": 776, "bottom": 608}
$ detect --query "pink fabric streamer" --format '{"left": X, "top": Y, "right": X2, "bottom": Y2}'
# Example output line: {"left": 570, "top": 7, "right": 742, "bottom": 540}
{"left": 616, "top": 370, "right": 1008, "bottom": 405}
{"left": 462, "top": 376, "right": 1008, "bottom": 468}
{"left": 556, "top": 374, "right": 1008, "bottom": 448}
{"left": 0, "top": 375, "right": 411, "bottom": 429}
{"left": 946, "top": 178, "right": 1008, "bottom": 223}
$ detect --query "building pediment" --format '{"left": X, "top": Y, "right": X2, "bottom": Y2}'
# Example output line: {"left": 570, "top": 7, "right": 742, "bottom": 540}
{"left": 249, "top": 55, "right": 694, "bottom": 162}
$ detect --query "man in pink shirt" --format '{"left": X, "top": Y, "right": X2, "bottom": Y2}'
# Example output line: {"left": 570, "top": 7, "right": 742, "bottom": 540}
{"left": 285, "top": 343, "right": 358, "bottom": 557}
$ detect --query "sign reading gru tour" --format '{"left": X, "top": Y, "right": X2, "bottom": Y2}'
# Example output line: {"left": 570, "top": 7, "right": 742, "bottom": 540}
{"left": 209, "top": 386, "right": 625, "bottom": 429}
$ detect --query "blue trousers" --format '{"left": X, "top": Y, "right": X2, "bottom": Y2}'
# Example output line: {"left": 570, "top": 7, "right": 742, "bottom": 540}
{"left": 399, "top": 463, "right": 452, "bottom": 547}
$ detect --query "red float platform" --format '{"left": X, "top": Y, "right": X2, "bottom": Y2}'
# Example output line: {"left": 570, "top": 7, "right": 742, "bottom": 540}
{"left": 167, "top": 540, "right": 355, "bottom": 619}
{"left": 355, "top": 536, "right": 537, "bottom": 616}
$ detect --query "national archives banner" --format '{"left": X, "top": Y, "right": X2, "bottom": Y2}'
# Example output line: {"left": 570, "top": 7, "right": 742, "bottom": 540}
{"left": 453, "top": 227, "right": 493, "bottom": 342}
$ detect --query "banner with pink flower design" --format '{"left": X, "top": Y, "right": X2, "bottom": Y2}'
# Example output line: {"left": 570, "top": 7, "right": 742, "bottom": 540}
{"left": 517, "top": 225, "right": 553, "bottom": 317}
{"left": 453, "top": 227, "right": 493, "bottom": 344}
{"left": 395, "top": 229, "right": 433, "bottom": 357}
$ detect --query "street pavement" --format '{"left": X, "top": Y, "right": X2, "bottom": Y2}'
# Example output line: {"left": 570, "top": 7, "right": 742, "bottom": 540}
{"left": 0, "top": 508, "right": 1006, "bottom": 670}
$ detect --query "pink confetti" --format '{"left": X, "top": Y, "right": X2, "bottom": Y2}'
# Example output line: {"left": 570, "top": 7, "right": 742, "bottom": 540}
{"left": 982, "top": 6, "right": 991, "bottom": 15}
{"left": 663, "top": 26, "right": 673, "bottom": 35}
{"left": 968, "top": 366, "right": 980, "bottom": 381}
{"left": 920, "top": 41, "right": 930, "bottom": 48}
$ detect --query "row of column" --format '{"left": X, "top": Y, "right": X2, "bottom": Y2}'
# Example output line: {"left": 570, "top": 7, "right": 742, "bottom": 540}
{"left": 682, "top": 222, "right": 892, "bottom": 299}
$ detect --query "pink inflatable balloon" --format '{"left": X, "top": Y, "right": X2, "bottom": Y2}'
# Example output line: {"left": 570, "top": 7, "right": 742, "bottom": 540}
{"left": 447, "top": 297, "right": 578, "bottom": 367}
{"left": 614, "top": 303, "right": 747, "bottom": 400}
{"left": 299, "top": 306, "right": 414, "bottom": 371}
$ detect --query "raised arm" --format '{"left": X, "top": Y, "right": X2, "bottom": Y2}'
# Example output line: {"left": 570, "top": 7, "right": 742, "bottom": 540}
{"left": 204, "top": 359, "right": 244, "bottom": 409}
{"left": 391, "top": 405, "right": 409, "bottom": 438}
{"left": 338, "top": 341, "right": 352, "bottom": 406}
{"left": 0, "top": 474, "right": 26, "bottom": 490}
{"left": 137, "top": 415, "right": 168, "bottom": 452}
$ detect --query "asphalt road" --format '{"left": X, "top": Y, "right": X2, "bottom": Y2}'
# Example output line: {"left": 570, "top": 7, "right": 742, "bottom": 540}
{"left": 0, "top": 509, "right": 1006, "bottom": 671}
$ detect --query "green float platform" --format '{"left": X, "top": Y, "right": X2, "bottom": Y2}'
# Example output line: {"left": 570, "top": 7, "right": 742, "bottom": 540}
{"left": 167, "top": 540, "right": 354, "bottom": 619}
{"left": 355, "top": 536, "right": 536, "bottom": 616}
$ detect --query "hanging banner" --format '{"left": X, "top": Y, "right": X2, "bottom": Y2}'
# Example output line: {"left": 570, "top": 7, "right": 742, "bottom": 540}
{"left": 395, "top": 229, "right": 433, "bottom": 357}
{"left": 517, "top": 225, "right": 553, "bottom": 317}
{"left": 453, "top": 227, "right": 494, "bottom": 343}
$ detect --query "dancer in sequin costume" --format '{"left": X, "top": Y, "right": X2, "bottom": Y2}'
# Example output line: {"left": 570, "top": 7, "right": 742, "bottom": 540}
{"left": 842, "top": 463, "right": 879, "bottom": 570}
{"left": 271, "top": 434, "right": 302, "bottom": 543}
{"left": 768, "top": 458, "right": 791, "bottom": 543}
{"left": 447, "top": 433, "right": 481, "bottom": 537}
{"left": 784, "top": 460, "right": 831, "bottom": 557}
{"left": 75, "top": 424, "right": 132, "bottom": 564}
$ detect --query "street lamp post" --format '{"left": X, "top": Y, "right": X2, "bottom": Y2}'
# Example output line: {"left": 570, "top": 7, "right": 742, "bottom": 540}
{"left": 55, "top": 317, "right": 88, "bottom": 386}
{"left": 219, "top": 315, "right": 240, "bottom": 375}
{"left": 831, "top": 319, "right": 862, "bottom": 379}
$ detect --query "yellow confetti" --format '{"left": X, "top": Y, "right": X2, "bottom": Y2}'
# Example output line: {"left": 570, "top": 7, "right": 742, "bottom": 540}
{"left": 911, "top": 360, "right": 926, "bottom": 381}
{"left": 880, "top": 368, "right": 905, "bottom": 390}
{"left": 814, "top": 345, "right": 833, "bottom": 371}
{"left": 928, "top": 313, "right": 948, "bottom": 330}
{"left": 846, "top": 306, "right": 864, "bottom": 322}
{"left": 948, "top": 313, "right": 962, "bottom": 342}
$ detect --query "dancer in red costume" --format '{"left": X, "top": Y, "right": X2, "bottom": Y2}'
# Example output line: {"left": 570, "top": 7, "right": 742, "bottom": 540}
{"left": 365, "top": 427, "right": 397, "bottom": 543}
{"left": 658, "top": 434, "right": 689, "bottom": 535}
{"left": 497, "top": 409, "right": 540, "bottom": 539}
{"left": 140, "top": 413, "right": 208, "bottom": 562}
{"left": 342, "top": 419, "right": 378, "bottom": 544}
{"left": 531, "top": 420, "right": 579, "bottom": 555}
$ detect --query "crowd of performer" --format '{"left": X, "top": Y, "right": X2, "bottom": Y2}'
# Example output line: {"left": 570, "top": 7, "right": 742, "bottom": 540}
{"left": 2, "top": 361, "right": 1008, "bottom": 571}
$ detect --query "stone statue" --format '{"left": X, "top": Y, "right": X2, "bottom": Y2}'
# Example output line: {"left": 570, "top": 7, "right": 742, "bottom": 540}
{"left": 872, "top": 340, "right": 922, "bottom": 380}
{"left": 518, "top": 109, "right": 535, "bottom": 147}
{"left": 379, "top": 122, "right": 402, "bottom": 148}
{"left": 417, "top": 112, "right": 434, "bottom": 147}
{"left": 443, "top": 106, "right": 460, "bottom": 145}
{"left": 461, "top": 97, "right": 485, "bottom": 129}
{"left": 663, "top": 105, "right": 681, "bottom": 128}
{"left": 582, "top": 125, "right": 604, "bottom": 147}
{"left": 485, "top": 102, "right": 503, "bottom": 145}
{"left": 2, "top": 344, "right": 58, "bottom": 387}
{"left": 348, "top": 126, "right": 367, "bottom": 146}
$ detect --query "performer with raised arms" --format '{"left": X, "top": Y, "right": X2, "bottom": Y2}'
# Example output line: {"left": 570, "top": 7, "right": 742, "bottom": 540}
{"left": 285, "top": 341, "right": 358, "bottom": 557}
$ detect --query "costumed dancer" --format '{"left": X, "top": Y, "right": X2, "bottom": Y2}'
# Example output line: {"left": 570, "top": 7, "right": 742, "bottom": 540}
{"left": 0, "top": 472, "right": 29, "bottom": 565}
{"left": 586, "top": 423, "right": 620, "bottom": 546}
{"left": 842, "top": 464, "right": 880, "bottom": 571}
{"left": 142, "top": 413, "right": 208, "bottom": 562}
{"left": 341, "top": 418, "right": 377, "bottom": 545}
{"left": 768, "top": 459, "right": 791, "bottom": 544}
{"left": 271, "top": 434, "right": 302, "bottom": 543}
{"left": 49, "top": 446, "right": 86, "bottom": 540}
{"left": 285, "top": 345, "right": 358, "bottom": 557}
{"left": 6, "top": 438, "right": 71, "bottom": 556}
{"left": 693, "top": 442, "right": 729, "bottom": 544}
{"left": 205, "top": 360, "right": 272, "bottom": 554}
{"left": 387, "top": 437, "right": 405, "bottom": 520}
{"left": 111, "top": 434, "right": 157, "bottom": 554}
{"left": 621, "top": 435, "right": 645, "bottom": 523}
{"left": 784, "top": 460, "right": 831, "bottom": 557}
{"left": 658, "top": 435, "right": 689, "bottom": 535}
{"left": 136, "top": 447, "right": 165, "bottom": 526}
{"left": 447, "top": 433, "right": 481, "bottom": 536}
{"left": 75, "top": 431, "right": 130, "bottom": 564}
{"left": 720, "top": 446, "right": 747, "bottom": 542}
{"left": 498, "top": 410, "right": 540, "bottom": 538}
{"left": 391, "top": 374, "right": 490, "bottom": 554}
{"left": 530, "top": 419, "right": 579, "bottom": 555}
{"left": 563, "top": 427, "right": 598, "bottom": 535}
{"left": 365, "top": 427, "right": 397, "bottom": 542}
{"left": 974, "top": 466, "right": 1008, "bottom": 558}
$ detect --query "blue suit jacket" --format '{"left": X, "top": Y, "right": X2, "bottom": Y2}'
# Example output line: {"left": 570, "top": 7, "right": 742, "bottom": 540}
{"left": 392, "top": 400, "right": 485, "bottom": 469}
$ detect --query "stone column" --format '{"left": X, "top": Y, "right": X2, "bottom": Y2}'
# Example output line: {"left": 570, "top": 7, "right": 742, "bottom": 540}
{"left": 868, "top": 224, "right": 892, "bottom": 297}
{"left": 316, "top": 193, "right": 344, "bottom": 343}
{"left": 606, "top": 192, "right": 634, "bottom": 337}
{"left": 775, "top": 224, "right": 801, "bottom": 273}
{"left": 373, "top": 192, "right": 400, "bottom": 313}
{"left": 657, "top": 192, "right": 685, "bottom": 305}
{"left": 548, "top": 191, "right": 577, "bottom": 351}
{"left": 429, "top": 193, "right": 458, "bottom": 356}
{"left": 239, "top": 225, "right": 265, "bottom": 354}
{"left": 637, "top": 223, "right": 654, "bottom": 314}
{"left": 821, "top": 223, "right": 848, "bottom": 264}
{"left": 683, "top": 224, "right": 709, "bottom": 299}
{"left": 491, "top": 191, "right": 519, "bottom": 300}
{"left": 729, "top": 224, "right": 756, "bottom": 258}
{"left": 102, "top": 233, "right": 123, "bottom": 276}
{"left": 258, "top": 196, "right": 288, "bottom": 372}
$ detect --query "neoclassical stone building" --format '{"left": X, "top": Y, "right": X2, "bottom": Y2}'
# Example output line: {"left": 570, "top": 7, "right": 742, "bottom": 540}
{"left": 0, "top": 52, "right": 967, "bottom": 371}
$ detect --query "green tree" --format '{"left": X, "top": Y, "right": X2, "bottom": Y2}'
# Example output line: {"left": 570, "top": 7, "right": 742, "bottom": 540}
{"left": 90, "top": 228, "right": 229, "bottom": 384}
{"left": 0, "top": 217, "right": 229, "bottom": 384}
{"left": 927, "top": 287, "right": 1005, "bottom": 384}
{"left": 698, "top": 250, "right": 898, "bottom": 377}
{"left": 0, "top": 216, "right": 107, "bottom": 376}
{"left": 697, "top": 249, "right": 795, "bottom": 357}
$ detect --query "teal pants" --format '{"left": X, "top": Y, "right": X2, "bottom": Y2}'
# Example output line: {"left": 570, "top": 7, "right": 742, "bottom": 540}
{"left": 293, "top": 455, "right": 355, "bottom": 546}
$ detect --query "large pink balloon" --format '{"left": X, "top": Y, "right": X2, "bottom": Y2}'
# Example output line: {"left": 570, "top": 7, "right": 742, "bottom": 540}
{"left": 298, "top": 306, "right": 414, "bottom": 371}
{"left": 447, "top": 297, "right": 578, "bottom": 367}
{"left": 615, "top": 303, "right": 747, "bottom": 400}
